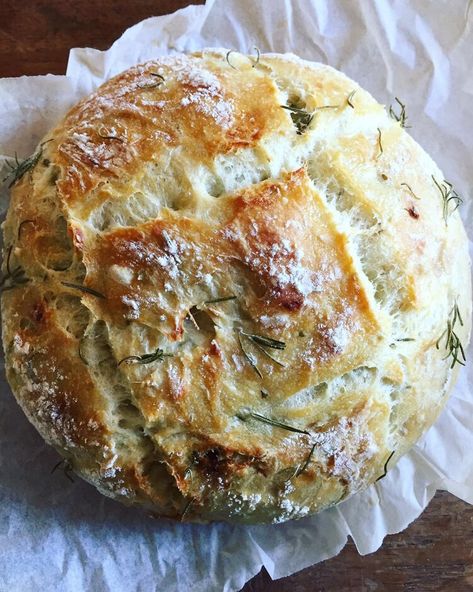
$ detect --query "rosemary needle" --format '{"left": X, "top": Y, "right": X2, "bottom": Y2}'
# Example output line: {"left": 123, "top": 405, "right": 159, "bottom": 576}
{"left": 61, "top": 281, "right": 106, "bottom": 299}
{"left": 117, "top": 347, "right": 172, "bottom": 367}
{"left": 237, "top": 329, "right": 286, "bottom": 375}
{"left": 237, "top": 331, "right": 263, "bottom": 378}
{"left": 237, "top": 409, "right": 310, "bottom": 435}
{"left": 400, "top": 182, "right": 420, "bottom": 200}
{"left": 250, "top": 46, "right": 261, "bottom": 68}
{"left": 294, "top": 442, "right": 317, "bottom": 477}
{"left": 346, "top": 90, "right": 356, "bottom": 108}
{"left": 239, "top": 331, "right": 286, "bottom": 350}
{"left": 376, "top": 128, "right": 383, "bottom": 160}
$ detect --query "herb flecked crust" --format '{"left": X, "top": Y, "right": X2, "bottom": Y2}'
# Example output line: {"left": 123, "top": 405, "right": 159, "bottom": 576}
{"left": 1, "top": 50, "right": 471, "bottom": 524}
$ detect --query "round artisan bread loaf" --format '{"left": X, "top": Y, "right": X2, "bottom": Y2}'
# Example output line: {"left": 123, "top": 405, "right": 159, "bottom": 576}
{"left": 2, "top": 50, "right": 471, "bottom": 523}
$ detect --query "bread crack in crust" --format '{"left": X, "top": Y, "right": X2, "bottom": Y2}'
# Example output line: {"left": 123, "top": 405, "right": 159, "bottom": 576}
{"left": 2, "top": 51, "right": 471, "bottom": 523}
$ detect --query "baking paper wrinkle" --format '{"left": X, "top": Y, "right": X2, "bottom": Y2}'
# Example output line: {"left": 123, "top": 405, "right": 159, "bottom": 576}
{"left": 0, "top": 1, "right": 472, "bottom": 590}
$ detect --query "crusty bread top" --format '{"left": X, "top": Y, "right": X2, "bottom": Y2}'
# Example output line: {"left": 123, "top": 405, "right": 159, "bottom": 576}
{"left": 2, "top": 50, "right": 471, "bottom": 523}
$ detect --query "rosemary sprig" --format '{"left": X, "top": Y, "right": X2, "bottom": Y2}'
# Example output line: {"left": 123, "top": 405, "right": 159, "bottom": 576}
{"left": 281, "top": 105, "right": 313, "bottom": 135}
{"left": 237, "top": 409, "right": 310, "bottom": 435}
{"left": 432, "top": 176, "right": 462, "bottom": 225}
{"left": 389, "top": 97, "right": 410, "bottom": 128}
{"left": 117, "top": 347, "right": 172, "bottom": 367}
{"left": 436, "top": 302, "right": 466, "bottom": 368}
{"left": 245, "top": 336, "right": 286, "bottom": 367}
{"left": 376, "top": 128, "right": 383, "bottom": 160}
{"left": 51, "top": 458, "right": 75, "bottom": 483}
{"left": 61, "top": 281, "right": 106, "bottom": 299}
{"left": 0, "top": 246, "right": 29, "bottom": 292}
{"left": 237, "top": 331, "right": 263, "bottom": 378}
{"left": 376, "top": 450, "right": 395, "bottom": 481}
{"left": 346, "top": 90, "right": 356, "bottom": 108}
{"left": 238, "top": 329, "right": 286, "bottom": 372}
{"left": 3, "top": 140, "right": 51, "bottom": 188}
{"left": 204, "top": 295, "right": 237, "bottom": 304}
{"left": 240, "top": 331, "right": 286, "bottom": 350}
{"left": 401, "top": 182, "right": 420, "bottom": 200}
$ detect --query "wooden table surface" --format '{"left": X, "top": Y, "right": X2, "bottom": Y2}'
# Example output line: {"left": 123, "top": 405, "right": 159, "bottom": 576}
{"left": 1, "top": 1, "right": 472, "bottom": 590}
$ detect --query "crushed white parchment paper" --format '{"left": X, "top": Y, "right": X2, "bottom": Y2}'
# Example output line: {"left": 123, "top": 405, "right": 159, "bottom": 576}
{"left": 0, "top": 1, "right": 472, "bottom": 590}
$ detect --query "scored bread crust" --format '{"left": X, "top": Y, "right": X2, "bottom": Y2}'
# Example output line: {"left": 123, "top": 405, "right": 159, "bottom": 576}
{"left": 2, "top": 50, "right": 471, "bottom": 523}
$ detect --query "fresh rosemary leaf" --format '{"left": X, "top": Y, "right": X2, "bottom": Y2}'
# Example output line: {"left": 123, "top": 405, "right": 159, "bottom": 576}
{"left": 315, "top": 104, "right": 340, "bottom": 110}
{"left": 250, "top": 46, "right": 260, "bottom": 68}
{"left": 261, "top": 389, "right": 270, "bottom": 399}
{"left": 346, "top": 90, "right": 356, "bottom": 108}
{"left": 436, "top": 302, "right": 466, "bottom": 368}
{"left": 237, "top": 331, "right": 263, "bottom": 378}
{"left": 117, "top": 347, "right": 172, "bottom": 367}
{"left": 376, "top": 127, "right": 383, "bottom": 159}
{"left": 389, "top": 97, "right": 410, "bottom": 128}
{"left": 248, "top": 338, "right": 287, "bottom": 367}
{"left": 237, "top": 330, "right": 286, "bottom": 374}
{"left": 400, "top": 182, "right": 420, "bottom": 200}
{"left": 139, "top": 72, "right": 165, "bottom": 90}
{"left": 395, "top": 337, "right": 415, "bottom": 342}
{"left": 237, "top": 409, "right": 310, "bottom": 435}
{"left": 432, "top": 176, "right": 462, "bottom": 225}
{"left": 3, "top": 140, "right": 51, "bottom": 188}
{"left": 376, "top": 450, "right": 395, "bottom": 482}
{"left": 204, "top": 295, "right": 237, "bottom": 304}
{"left": 240, "top": 331, "right": 286, "bottom": 350}
{"left": 281, "top": 105, "right": 314, "bottom": 135}
{"left": 225, "top": 50, "right": 237, "bottom": 70}
{"left": 294, "top": 442, "right": 317, "bottom": 477}
{"left": 61, "top": 281, "right": 106, "bottom": 299}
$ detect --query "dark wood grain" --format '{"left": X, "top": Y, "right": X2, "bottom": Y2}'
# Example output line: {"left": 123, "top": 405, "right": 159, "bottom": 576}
{"left": 1, "top": 2, "right": 472, "bottom": 591}
{"left": 242, "top": 491, "right": 473, "bottom": 592}
{"left": 0, "top": 0, "right": 204, "bottom": 77}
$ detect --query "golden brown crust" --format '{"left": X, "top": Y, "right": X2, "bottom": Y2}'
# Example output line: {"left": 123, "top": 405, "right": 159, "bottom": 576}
{"left": 2, "top": 50, "right": 471, "bottom": 523}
